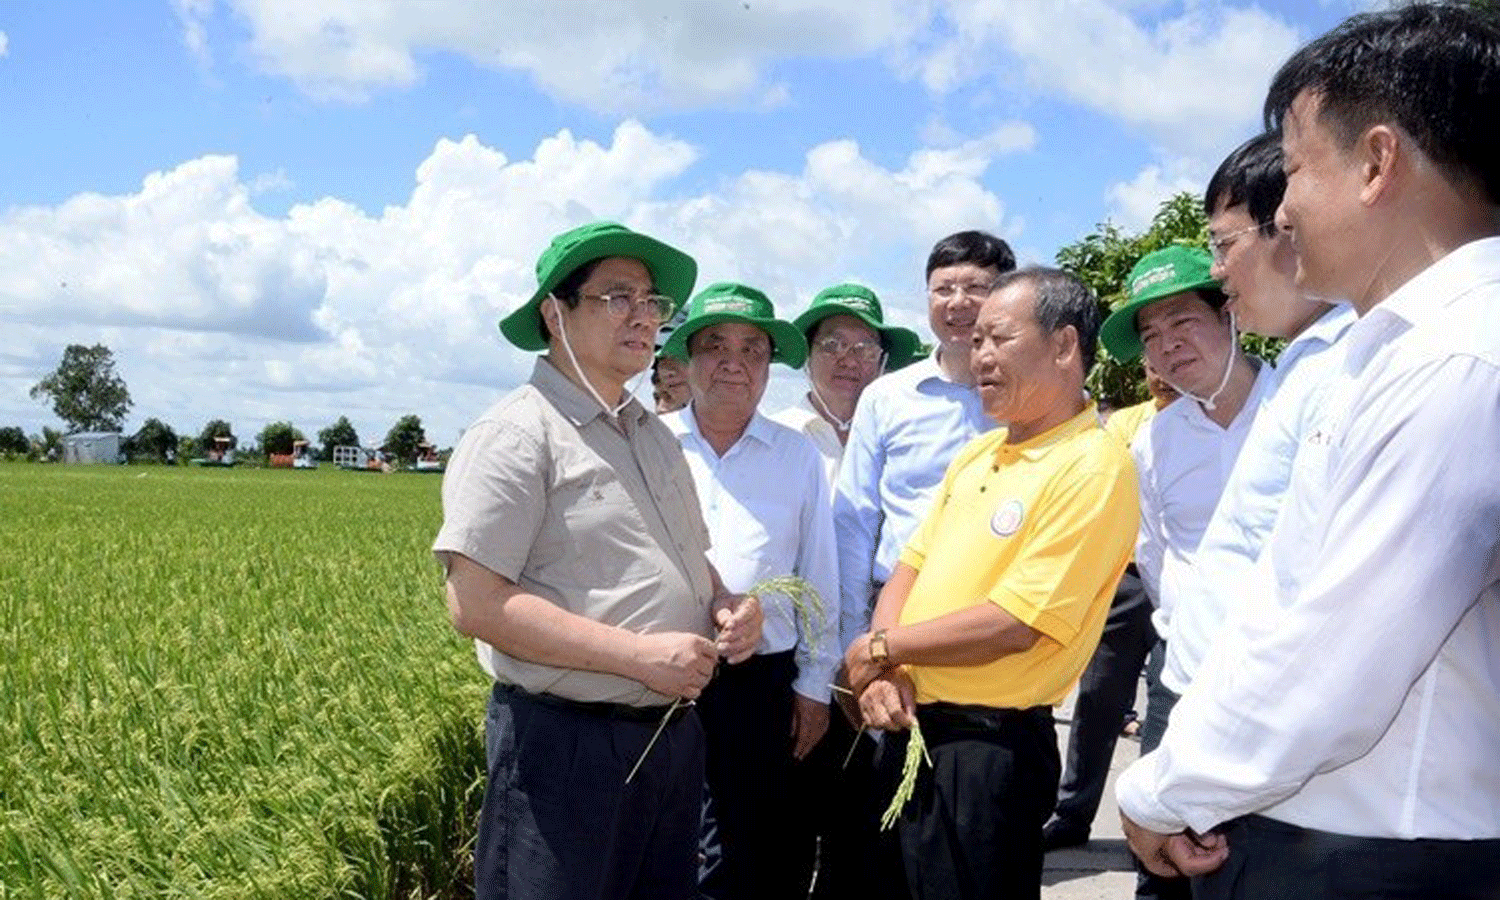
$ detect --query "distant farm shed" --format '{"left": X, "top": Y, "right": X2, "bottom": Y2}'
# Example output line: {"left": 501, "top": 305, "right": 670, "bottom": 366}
{"left": 62, "top": 432, "right": 122, "bottom": 465}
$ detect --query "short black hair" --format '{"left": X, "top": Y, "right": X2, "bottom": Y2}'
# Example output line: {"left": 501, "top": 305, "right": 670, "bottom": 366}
{"left": 538, "top": 258, "right": 599, "bottom": 342}
{"left": 1204, "top": 133, "right": 1285, "bottom": 238}
{"left": 1263, "top": 2, "right": 1500, "bottom": 205}
{"left": 993, "top": 267, "right": 1102, "bottom": 377}
{"left": 925, "top": 230, "right": 1016, "bottom": 280}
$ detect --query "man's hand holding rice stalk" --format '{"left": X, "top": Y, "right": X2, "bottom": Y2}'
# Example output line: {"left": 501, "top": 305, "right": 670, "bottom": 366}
{"left": 626, "top": 580, "right": 767, "bottom": 784}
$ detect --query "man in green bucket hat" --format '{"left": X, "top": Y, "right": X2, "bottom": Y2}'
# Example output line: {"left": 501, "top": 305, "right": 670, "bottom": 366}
{"left": 433, "top": 221, "right": 763, "bottom": 900}
{"left": 659, "top": 281, "right": 839, "bottom": 900}
{"left": 1099, "top": 244, "right": 1271, "bottom": 900}
{"left": 771, "top": 282, "right": 922, "bottom": 480}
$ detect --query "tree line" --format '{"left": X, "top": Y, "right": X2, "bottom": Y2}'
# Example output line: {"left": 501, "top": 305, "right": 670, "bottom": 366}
{"left": 8, "top": 193, "right": 1272, "bottom": 462}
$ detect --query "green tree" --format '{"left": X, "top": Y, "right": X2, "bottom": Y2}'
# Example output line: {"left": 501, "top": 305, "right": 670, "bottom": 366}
{"left": 29, "top": 344, "right": 133, "bottom": 433}
{"left": 197, "top": 420, "right": 236, "bottom": 455}
{"left": 384, "top": 414, "right": 426, "bottom": 466}
{"left": 256, "top": 421, "right": 305, "bottom": 457}
{"left": 1055, "top": 192, "right": 1281, "bottom": 407}
{"left": 318, "top": 416, "right": 359, "bottom": 461}
{"left": 0, "top": 426, "right": 28, "bottom": 457}
{"left": 31, "top": 427, "right": 63, "bottom": 461}
{"left": 132, "top": 418, "right": 180, "bottom": 463}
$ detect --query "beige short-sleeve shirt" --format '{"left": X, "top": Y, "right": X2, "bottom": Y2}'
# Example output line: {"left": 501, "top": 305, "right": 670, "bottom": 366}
{"left": 433, "top": 358, "right": 715, "bottom": 705}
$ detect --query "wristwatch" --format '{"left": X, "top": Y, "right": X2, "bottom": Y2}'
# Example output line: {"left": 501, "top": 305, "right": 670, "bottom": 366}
{"left": 869, "top": 628, "right": 890, "bottom": 666}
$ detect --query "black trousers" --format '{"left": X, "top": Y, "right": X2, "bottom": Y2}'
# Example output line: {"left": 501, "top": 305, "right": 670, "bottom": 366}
{"left": 475, "top": 684, "right": 705, "bottom": 900}
{"left": 890, "top": 702, "right": 1059, "bottom": 900}
{"left": 1053, "top": 565, "right": 1156, "bottom": 832}
{"left": 1194, "top": 815, "right": 1500, "bottom": 900}
{"left": 697, "top": 650, "right": 800, "bottom": 900}
{"left": 785, "top": 707, "right": 876, "bottom": 897}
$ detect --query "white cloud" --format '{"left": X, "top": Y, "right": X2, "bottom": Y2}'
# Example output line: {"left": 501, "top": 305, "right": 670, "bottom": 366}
{"left": 925, "top": 1, "right": 1302, "bottom": 154}
{"left": 248, "top": 168, "right": 293, "bottom": 195}
{"left": 178, "top": 0, "right": 927, "bottom": 109}
{"left": 177, "top": 1, "right": 1303, "bottom": 151}
{"left": 2, "top": 119, "right": 1030, "bottom": 443}
{"left": 0, "top": 30, "right": 9, "bottom": 58}
{"left": 1105, "top": 162, "right": 1204, "bottom": 232}
{"left": 0, "top": 156, "right": 327, "bottom": 341}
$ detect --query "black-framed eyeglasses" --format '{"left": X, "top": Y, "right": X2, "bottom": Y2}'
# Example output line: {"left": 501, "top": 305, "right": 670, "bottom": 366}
{"left": 813, "top": 337, "right": 885, "bottom": 363}
{"left": 1209, "top": 222, "right": 1276, "bottom": 264}
{"left": 580, "top": 291, "right": 675, "bottom": 322}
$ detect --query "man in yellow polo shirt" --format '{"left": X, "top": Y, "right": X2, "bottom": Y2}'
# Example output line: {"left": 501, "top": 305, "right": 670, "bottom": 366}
{"left": 845, "top": 267, "right": 1138, "bottom": 900}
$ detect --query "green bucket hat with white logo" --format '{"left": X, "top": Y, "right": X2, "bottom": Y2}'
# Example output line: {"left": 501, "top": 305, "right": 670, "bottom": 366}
{"left": 791, "top": 282, "right": 923, "bottom": 370}
{"left": 499, "top": 221, "right": 698, "bottom": 351}
{"left": 1099, "top": 245, "right": 1220, "bottom": 362}
{"left": 659, "top": 282, "right": 808, "bottom": 367}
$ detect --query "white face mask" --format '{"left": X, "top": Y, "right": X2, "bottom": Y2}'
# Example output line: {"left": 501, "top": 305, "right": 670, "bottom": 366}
{"left": 1160, "top": 310, "right": 1238, "bottom": 412}
{"left": 549, "top": 294, "right": 649, "bottom": 419}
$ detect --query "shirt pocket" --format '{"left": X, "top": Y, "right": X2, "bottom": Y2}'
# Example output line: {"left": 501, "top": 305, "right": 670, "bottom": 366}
{"left": 545, "top": 477, "right": 662, "bottom": 591}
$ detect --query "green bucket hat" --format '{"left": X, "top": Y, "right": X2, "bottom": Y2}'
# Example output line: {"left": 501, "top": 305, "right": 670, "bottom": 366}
{"left": 659, "top": 282, "right": 808, "bottom": 367}
{"left": 1099, "top": 245, "right": 1220, "bottom": 362}
{"left": 791, "top": 282, "right": 923, "bottom": 370}
{"left": 499, "top": 221, "right": 698, "bottom": 351}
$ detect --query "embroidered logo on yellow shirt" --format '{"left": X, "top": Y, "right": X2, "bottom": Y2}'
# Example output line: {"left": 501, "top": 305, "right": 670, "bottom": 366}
{"left": 990, "top": 498, "right": 1025, "bottom": 537}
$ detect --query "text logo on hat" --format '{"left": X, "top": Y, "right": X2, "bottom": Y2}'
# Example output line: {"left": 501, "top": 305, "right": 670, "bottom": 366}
{"left": 704, "top": 297, "right": 757, "bottom": 315}
{"left": 837, "top": 296, "right": 873, "bottom": 313}
{"left": 1131, "top": 263, "right": 1178, "bottom": 296}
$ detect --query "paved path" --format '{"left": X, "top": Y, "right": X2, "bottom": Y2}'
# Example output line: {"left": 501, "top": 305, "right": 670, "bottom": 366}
{"left": 1042, "top": 681, "right": 1147, "bottom": 899}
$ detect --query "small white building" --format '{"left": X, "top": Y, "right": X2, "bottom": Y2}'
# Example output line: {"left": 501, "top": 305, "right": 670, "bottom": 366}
{"left": 62, "top": 432, "right": 122, "bottom": 465}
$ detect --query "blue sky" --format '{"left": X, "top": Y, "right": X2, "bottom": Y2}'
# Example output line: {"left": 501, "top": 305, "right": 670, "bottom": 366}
{"left": 0, "top": 0, "right": 1365, "bottom": 448}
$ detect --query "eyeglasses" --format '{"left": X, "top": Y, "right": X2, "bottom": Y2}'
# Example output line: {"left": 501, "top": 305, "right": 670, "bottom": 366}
{"left": 581, "top": 291, "right": 675, "bottom": 322}
{"left": 928, "top": 282, "right": 994, "bottom": 302}
{"left": 1209, "top": 222, "right": 1275, "bottom": 264}
{"left": 813, "top": 336, "right": 885, "bottom": 363}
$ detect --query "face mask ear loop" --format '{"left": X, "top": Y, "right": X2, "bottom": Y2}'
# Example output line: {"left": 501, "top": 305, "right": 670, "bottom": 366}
{"left": 550, "top": 294, "right": 635, "bottom": 418}
{"left": 807, "top": 379, "right": 852, "bottom": 431}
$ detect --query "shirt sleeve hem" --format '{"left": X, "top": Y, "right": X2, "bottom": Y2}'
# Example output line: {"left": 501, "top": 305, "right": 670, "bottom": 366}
{"left": 432, "top": 529, "right": 524, "bottom": 584}
{"left": 989, "top": 587, "right": 1078, "bottom": 645}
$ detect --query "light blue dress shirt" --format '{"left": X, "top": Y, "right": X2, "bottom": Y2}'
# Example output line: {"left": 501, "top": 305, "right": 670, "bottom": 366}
{"left": 1161, "top": 303, "right": 1356, "bottom": 693}
{"left": 832, "top": 354, "right": 994, "bottom": 650}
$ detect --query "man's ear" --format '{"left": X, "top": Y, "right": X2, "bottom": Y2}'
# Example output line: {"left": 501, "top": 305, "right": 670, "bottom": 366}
{"left": 540, "top": 294, "right": 561, "bottom": 331}
{"left": 1054, "top": 324, "right": 1080, "bottom": 368}
{"left": 1358, "top": 123, "right": 1403, "bottom": 207}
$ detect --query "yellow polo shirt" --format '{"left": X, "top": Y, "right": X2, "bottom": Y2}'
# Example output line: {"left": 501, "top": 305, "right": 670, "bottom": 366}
{"left": 897, "top": 404, "right": 1138, "bottom": 708}
{"left": 1104, "top": 398, "right": 1158, "bottom": 449}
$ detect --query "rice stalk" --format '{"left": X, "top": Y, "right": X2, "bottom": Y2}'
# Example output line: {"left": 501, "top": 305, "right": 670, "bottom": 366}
{"left": 879, "top": 718, "right": 931, "bottom": 831}
{"left": 745, "top": 574, "right": 826, "bottom": 657}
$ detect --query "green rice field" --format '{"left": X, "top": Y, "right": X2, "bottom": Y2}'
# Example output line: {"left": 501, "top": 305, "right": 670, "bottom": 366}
{"left": 0, "top": 462, "right": 487, "bottom": 899}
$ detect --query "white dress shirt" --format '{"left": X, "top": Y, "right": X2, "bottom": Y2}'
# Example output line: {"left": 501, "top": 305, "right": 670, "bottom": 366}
{"left": 666, "top": 407, "right": 841, "bottom": 703}
{"left": 770, "top": 392, "right": 844, "bottom": 488}
{"left": 833, "top": 354, "right": 994, "bottom": 649}
{"left": 1117, "top": 236, "right": 1500, "bottom": 840}
{"left": 1162, "top": 305, "right": 1356, "bottom": 693}
{"left": 1132, "top": 361, "right": 1276, "bottom": 639}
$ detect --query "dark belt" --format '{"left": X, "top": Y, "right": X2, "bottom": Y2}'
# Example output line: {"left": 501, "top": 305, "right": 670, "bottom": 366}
{"left": 916, "top": 701, "right": 1054, "bottom": 744}
{"left": 495, "top": 682, "right": 687, "bottom": 725}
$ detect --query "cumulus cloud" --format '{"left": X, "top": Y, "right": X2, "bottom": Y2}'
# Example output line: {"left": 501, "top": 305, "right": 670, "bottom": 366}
{"left": 2, "top": 119, "right": 1029, "bottom": 442}
{"left": 176, "top": 0, "right": 926, "bottom": 109}
{"left": 175, "top": 1, "right": 1303, "bottom": 153}
{"left": 925, "top": 1, "right": 1302, "bottom": 154}
{"left": 0, "top": 156, "right": 327, "bottom": 341}
{"left": 1105, "top": 162, "right": 1205, "bottom": 232}
{"left": 0, "top": 30, "right": 9, "bottom": 58}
